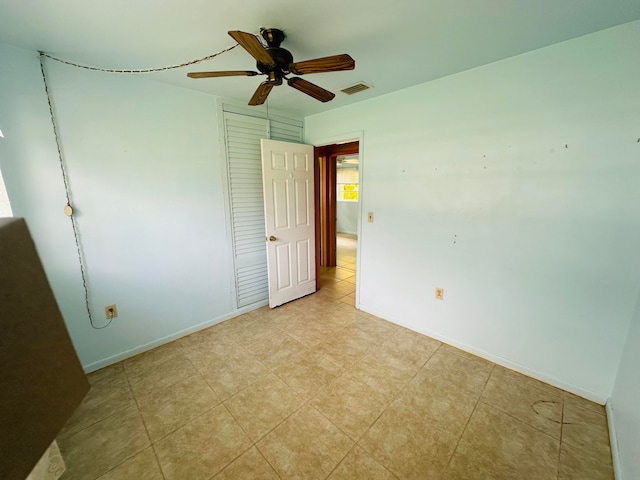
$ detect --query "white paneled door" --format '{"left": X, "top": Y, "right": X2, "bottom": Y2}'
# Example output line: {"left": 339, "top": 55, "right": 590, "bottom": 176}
{"left": 261, "top": 139, "right": 316, "bottom": 307}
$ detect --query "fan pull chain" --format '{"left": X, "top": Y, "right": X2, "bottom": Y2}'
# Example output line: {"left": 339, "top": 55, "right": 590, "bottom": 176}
{"left": 40, "top": 43, "right": 241, "bottom": 74}
{"left": 39, "top": 53, "right": 114, "bottom": 329}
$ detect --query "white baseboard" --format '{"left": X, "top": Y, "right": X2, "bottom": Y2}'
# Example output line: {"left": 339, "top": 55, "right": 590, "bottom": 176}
{"left": 358, "top": 303, "right": 607, "bottom": 404}
{"left": 82, "top": 300, "right": 268, "bottom": 373}
{"left": 606, "top": 400, "right": 623, "bottom": 480}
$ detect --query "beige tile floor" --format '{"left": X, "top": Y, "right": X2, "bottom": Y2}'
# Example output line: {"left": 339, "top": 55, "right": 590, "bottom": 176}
{"left": 57, "top": 234, "right": 614, "bottom": 479}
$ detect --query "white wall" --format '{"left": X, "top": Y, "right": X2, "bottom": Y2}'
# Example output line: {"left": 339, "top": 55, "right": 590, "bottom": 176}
{"left": 610, "top": 287, "right": 640, "bottom": 479}
{"left": 336, "top": 165, "right": 359, "bottom": 234}
{"left": 0, "top": 43, "right": 236, "bottom": 370}
{"left": 336, "top": 201, "right": 358, "bottom": 235}
{"left": 305, "top": 21, "right": 640, "bottom": 402}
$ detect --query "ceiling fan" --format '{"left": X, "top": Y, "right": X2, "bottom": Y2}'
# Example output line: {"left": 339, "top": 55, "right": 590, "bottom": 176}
{"left": 188, "top": 28, "right": 355, "bottom": 105}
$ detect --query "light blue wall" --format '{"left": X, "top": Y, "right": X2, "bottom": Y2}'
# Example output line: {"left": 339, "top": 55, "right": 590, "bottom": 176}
{"left": 336, "top": 201, "right": 358, "bottom": 235}
{"left": 305, "top": 20, "right": 640, "bottom": 402}
{"left": 0, "top": 43, "right": 236, "bottom": 370}
{"left": 611, "top": 288, "right": 640, "bottom": 479}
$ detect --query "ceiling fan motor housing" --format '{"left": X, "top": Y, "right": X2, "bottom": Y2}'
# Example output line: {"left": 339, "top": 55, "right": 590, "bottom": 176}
{"left": 257, "top": 28, "right": 293, "bottom": 84}
{"left": 257, "top": 47, "right": 294, "bottom": 82}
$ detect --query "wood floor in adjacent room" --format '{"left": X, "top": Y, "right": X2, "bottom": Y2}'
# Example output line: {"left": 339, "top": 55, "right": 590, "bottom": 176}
{"left": 56, "top": 235, "right": 613, "bottom": 479}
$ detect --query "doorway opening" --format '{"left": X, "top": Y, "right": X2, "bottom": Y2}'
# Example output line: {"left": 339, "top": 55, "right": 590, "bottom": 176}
{"left": 314, "top": 141, "right": 359, "bottom": 305}
{"left": 335, "top": 153, "right": 359, "bottom": 286}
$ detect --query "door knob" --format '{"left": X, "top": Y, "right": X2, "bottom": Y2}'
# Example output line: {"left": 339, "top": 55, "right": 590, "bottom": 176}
{"left": 269, "top": 235, "right": 277, "bottom": 242}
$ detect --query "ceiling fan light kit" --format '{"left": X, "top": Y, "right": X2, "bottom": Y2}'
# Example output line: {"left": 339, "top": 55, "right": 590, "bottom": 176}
{"left": 188, "top": 28, "right": 355, "bottom": 105}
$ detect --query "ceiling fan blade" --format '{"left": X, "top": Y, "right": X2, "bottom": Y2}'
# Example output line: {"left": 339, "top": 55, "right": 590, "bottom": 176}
{"left": 290, "top": 54, "right": 355, "bottom": 75}
{"left": 287, "top": 77, "right": 335, "bottom": 103}
{"left": 228, "top": 30, "right": 275, "bottom": 67}
{"left": 187, "top": 70, "right": 259, "bottom": 78}
{"left": 249, "top": 82, "right": 274, "bottom": 106}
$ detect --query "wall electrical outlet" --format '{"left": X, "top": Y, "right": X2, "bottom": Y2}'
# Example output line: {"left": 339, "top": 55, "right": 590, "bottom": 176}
{"left": 368, "top": 212, "right": 374, "bottom": 223}
{"left": 105, "top": 304, "right": 118, "bottom": 319}
{"left": 435, "top": 288, "right": 444, "bottom": 300}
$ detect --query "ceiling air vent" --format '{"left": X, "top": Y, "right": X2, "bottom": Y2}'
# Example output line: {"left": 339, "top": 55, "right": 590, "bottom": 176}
{"left": 340, "top": 82, "right": 371, "bottom": 95}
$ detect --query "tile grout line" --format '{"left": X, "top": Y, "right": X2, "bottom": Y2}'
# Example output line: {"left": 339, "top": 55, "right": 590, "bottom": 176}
{"left": 557, "top": 396, "right": 566, "bottom": 480}
{"left": 185, "top": 326, "right": 301, "bottom": 478}
{"left": 557, "top": 401, "right": 616, "bottom": 471}
{"left": 203, "top": 403, "right": 257, "bottom": 480}
{"left": 249, "top": 396, "right": 323, "bottom": 477}
{"left": 143, "top": 336, "right": 279, "bottom": 478}
{"left": 134, "top": 349, "right": 227, "bottom": 474}
{"left": 479, "top": 396, "right": 566, "bottom": 443}
{"left": 242, "top": 313, "right": 393, "bottom": 478}
{"left": 60, "top": 365, "right": 142, "bottom": 480}
{"left": 226, "top": 360, "right": 333, "bottom": 457}
{"left": 322, "top": 443, "right": 358, "bottom": 480}
{"left": 123, "top": 363, "right": 167, "bottom": 480}
{"left": 304, "top": 403, "right": 356, "bottom": 479}
{"left": 254, "top": 445, "right": 284, "bottom": 480}
{"left": 445, "top": 363, "right": 496, "bottom": 470}
{"left": 479, "top": 366, "right": 572, "bottom": 443}
{"left": 145, "top": 400, "right": 222, "bottom": 442}
{"left": 139, "top": 354, "right": 226, "bottom": 468}
{"left": 349, "top": 340, "right": 445, "bottom": 474}
{"left": 57, "top": 395, "right": 126, "bottom": 441}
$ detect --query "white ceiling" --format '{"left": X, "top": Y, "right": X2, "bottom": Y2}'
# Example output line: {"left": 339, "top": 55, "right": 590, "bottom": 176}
{"left": 2, "top": 0, "right": 640, "bottom": 117}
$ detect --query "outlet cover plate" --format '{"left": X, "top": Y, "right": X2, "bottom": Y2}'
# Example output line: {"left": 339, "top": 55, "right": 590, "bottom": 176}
{"left": 105, "top": 304, "right": 118, "bottom": 319}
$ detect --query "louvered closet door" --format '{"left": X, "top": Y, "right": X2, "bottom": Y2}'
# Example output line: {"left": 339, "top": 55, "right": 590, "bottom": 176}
{"left": 270, "top": 120, "right": 304, "bottom": 143}
{"left": 223, "top": 110, "right": 303, "bottom": 308}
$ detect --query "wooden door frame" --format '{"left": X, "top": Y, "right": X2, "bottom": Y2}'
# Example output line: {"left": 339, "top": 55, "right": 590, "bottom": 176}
{"left": 314, "top": 141, "right": 359, "bottom": 290}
